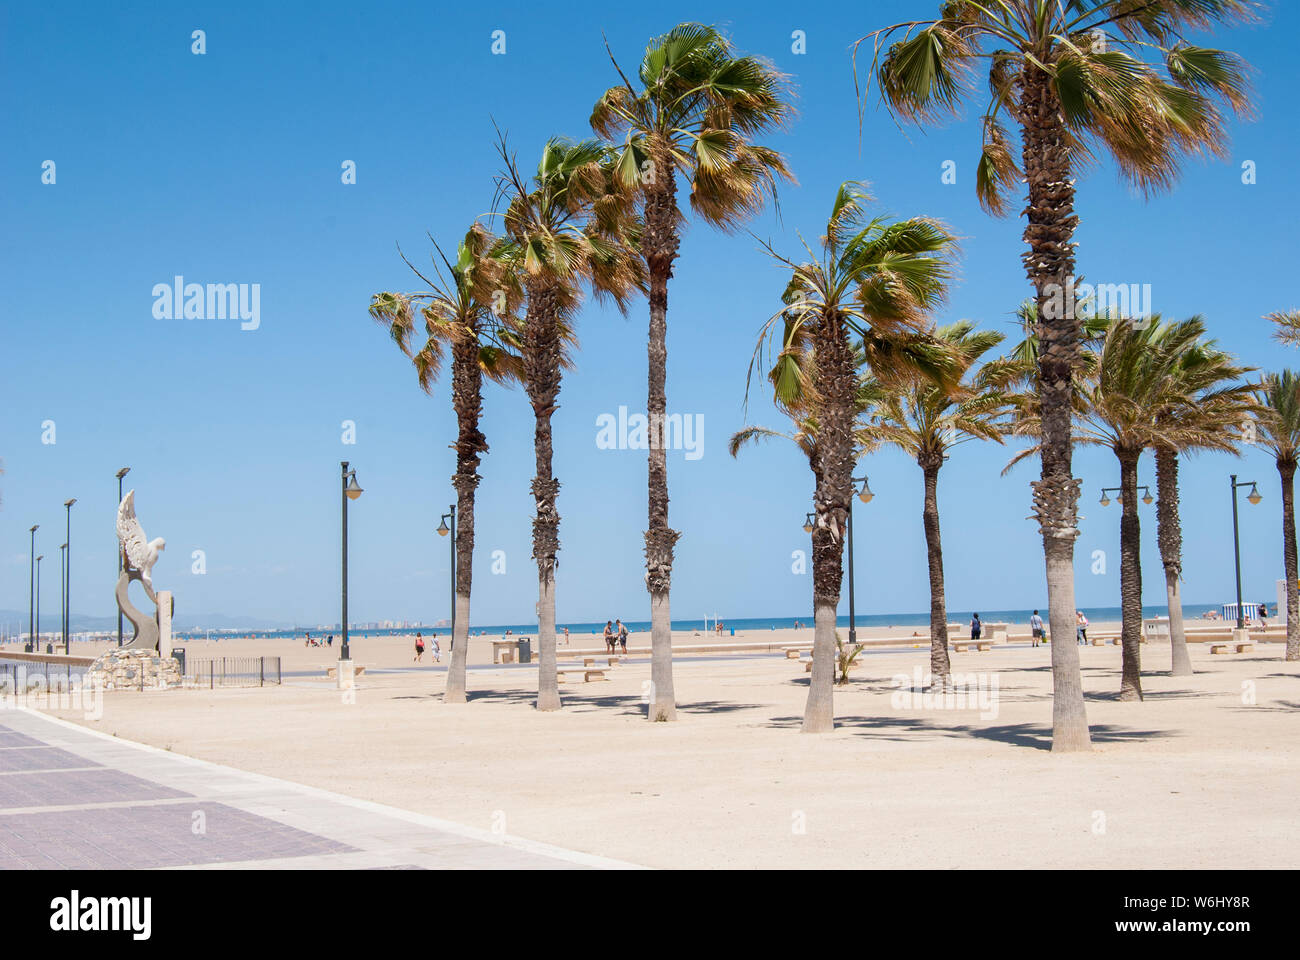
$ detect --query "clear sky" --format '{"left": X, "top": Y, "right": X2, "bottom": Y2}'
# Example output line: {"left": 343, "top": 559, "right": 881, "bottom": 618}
{"left": 2, "top": 1, "right": 1296, "bottom": 628}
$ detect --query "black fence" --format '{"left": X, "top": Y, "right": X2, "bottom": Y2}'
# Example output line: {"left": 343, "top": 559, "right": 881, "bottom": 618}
{"left": 0, "top": 659, "right": 86, "bottom": 692}
{"left": 184, "top": 656, "right": 282, "bottom": 688}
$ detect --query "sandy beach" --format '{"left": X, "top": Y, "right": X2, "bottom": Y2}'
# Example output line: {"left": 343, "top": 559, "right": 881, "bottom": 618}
{"left": 30, "top": 630, "right": 1300, "bottom": 870}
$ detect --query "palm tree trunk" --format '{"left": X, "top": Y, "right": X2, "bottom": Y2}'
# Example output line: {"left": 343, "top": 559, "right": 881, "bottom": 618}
{"left": 1118, "top": 448, "right": 1144, "bottom": 701}
{"left": 444, "top": 328, "right": 487, "bottom": 704}
{"left": 523, "top": 283, "right": 562, "bottom": 712}
{"left": 643, "top": 177, "right": 681, "bottom": 722}
{"left": 1020, "top": 67, "right": 1091, "bottom": 751}
{"left": 1154, "top": 446, "right": 1191, "bottom": 676}
{"left": 1279, "top": 458, "right": 1299, "bottom": 661}
{"left": 920, "top": 457, "right": 951, "bottom": 688}
{"left": 802, "top": 314, "right": 854, "bottom": 734}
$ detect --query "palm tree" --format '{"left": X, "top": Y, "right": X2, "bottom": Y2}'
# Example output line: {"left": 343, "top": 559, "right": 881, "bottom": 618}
{"left": 1268, "top": 310, "right": 1300, "bottom": 348}
{"left": 1148, "top": 322, "right": 1256, "bottom": 676}
{"left": 369, "top": 224, "right": 522, "bottom": 704}
{"left": 492, "top": 136, "right": 643, "bottom": 711}
{"left": 859, "top": 0, "right": 1255, "bottom": 750}
{"left": 859, "top": 322, "right": 1012, "bottom": 690}
{"left": 1257, "top": 371, "right": 1300, "bottom": 661}
{"left": 593, "top": 23, "right": 793, "bottom": 722}
{"left": 749, "top": 182, "right": 959, "bottom": 733}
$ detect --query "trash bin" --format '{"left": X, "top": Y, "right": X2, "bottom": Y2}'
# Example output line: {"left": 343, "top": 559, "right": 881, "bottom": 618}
{"left": 517, "top": 638, "right": 531, "bottom": 664}
{"left": 172, "top": 647, "right": 186, "bottom": 675}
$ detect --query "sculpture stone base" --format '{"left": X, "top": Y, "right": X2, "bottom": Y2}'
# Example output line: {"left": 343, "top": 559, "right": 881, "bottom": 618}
{"left": 85, "top": 649, "right": 182, "bottom": 691}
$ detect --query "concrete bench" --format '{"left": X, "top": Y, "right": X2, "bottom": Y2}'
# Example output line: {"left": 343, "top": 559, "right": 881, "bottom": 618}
{"left": 782, "top": 648, "right": 804, "bottom": 659}
{"left": 582, "top": 656, "right": 619, "bottom": 667}
{"left": 324, "top": 665, "right": 366, "bottom": 678}
{"left": 556, "top": 666, "right": 608, "bottom": 683}
{"left": 951, "top": 640, "right": 992, "bottom": 652}
{"left": 1090, "top": 636, "right": 1119, "bottom": 646}
{"left": 1212, "top": 642, "right": 1253, "bottom": 654}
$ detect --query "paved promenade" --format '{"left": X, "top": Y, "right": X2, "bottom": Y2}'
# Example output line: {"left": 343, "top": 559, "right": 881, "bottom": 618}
{"left": 0, "top": 708, "right": 637, "bottom": 870}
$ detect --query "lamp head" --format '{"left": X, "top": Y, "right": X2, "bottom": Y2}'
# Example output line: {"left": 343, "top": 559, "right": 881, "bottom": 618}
{"left": 802, "top": 513, "right": 815, "bottom": 534}
{"left": 1099, "top": 494, "right": 1110, "bottom": 507}
{"left": 857, "top": 478, "right": 874, "bottom": 504}
{"left": 116, "top": 467, "right": 130, "bottom": 479}
{"left": 437, "top": 518, "right": 450, "bottom": 537}
{"left": 65, "top": 498, "right": 76, "bottom": 508}
{"left": 1142, "top": 490, "right": 1153, "bottom": 505}
{"left": 345, "top": 473, "right": 363, "bottom": 501}
{"left": 1248, "top": 484, "right": 1262, "bottom": 505}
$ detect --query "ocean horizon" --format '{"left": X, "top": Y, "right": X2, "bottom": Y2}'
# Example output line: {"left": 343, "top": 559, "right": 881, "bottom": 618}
{"left": 172, "top": 603, "right": 1232, "bottom": 640}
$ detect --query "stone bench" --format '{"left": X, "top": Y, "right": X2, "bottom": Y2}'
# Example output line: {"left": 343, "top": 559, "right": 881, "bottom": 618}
{"left": 324, "top": 665, "right": 366, "bottom": 677}
{"left": 1211, "top": 642, "right": 1253, "bottom": 654}
{"left": 582, "top": 656, "right": 619, "bottom": 667}
{"left": 1090, "top": 636, "right": 1119, "bottom": 646}
{"left": 556, "top": 667, "right": 608, "bottom": 683}
{"left": 951, "top": 640, "right": 992, "bottom": 652}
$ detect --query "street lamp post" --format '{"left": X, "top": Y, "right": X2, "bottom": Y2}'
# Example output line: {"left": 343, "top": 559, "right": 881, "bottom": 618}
{"left": 64, "top": 498, "right": 76, "bottom": 654}
{"left": 1229, "top": 474, "right": 1262, "bottom": 631}
{"left": 846, "top": 477, "right": 873, "bottom": 644}
{"left": 116, "top": 468, "right": 130, "bottom": 647}
{"left": 437, "top": 505, "right": 456, "bottom": 642}
{"left": 28, "top": 525, "right": 38, "bottom": 652}
{"left": 60, "top": 544, "right": 67, "bottom": 654}
{"left": 36, "top": 555, "right": 44, "bottom": 652}
{"left": 340, "top": 462, "right": 363, "bottom": 662}
{"left": 1099, "top": 485, "right": 1154, "bottom": 508}
{"left": 803, "top": 478, "right": 874, "bottom": 644}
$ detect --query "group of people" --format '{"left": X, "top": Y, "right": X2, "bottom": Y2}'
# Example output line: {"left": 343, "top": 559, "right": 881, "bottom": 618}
{"left": 602, "top": 619, "right": 629, "bottom": 653}
{"left": 304, "top": 632, "right": 333, "bottom": 648}
{"left": 413, "top": 631, "right": 441, "bottom": 663}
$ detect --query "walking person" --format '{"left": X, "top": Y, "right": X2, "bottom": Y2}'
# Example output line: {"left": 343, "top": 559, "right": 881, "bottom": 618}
{"left": 563, "top": 626, "right": 570, "bottom": 646}
{"left": 1258, "top": 601, "right": 1270, "bottom": 629}
{"left": 617, "top": 619, "right": 628, "bottom": 654}
{"left": 1029, "top": 610, "right": 1045, "bottom": 648}
{"left": 1076, "top": 610, "right": 1089, "bottom": 645}
{"left": 414, "top": 632, "right": 425, "bottom": 663}
{"left": 603, "top": 620, "right": 614, "bottom": 653}
{"left": 970, "top": 613, "right": 982, "bottom": 643}
{"left": 431, "top": 632, "right": 441, "bottom": 662}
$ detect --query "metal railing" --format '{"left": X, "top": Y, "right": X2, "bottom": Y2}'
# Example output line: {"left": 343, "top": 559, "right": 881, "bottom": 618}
{"left": 0, "top": 658, "right": 85, "bottom": 692}
{"left": 184, "top": 656, "right": 281, "bottom": 688}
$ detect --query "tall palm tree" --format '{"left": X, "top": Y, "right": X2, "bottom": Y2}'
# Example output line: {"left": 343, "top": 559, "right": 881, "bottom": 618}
{"left": 1148, "top": 322, "right": 1256, "bottom": 676}
{"left": 1257, "top": 370, "right": 1300, "bottom": 661}
{"left": 859, "top": 0, "right": 1254, "bottom": 750}
{"left": 593, "top": 22, "right": 793, "bottom": 722}
{"left": 859, "top": 322, "right": 1012, "bottom": 690}
{"left": 369, "top": 224, "right": 522, "bottom": 704}
{"left": 749, "top": 182, "right": 959, "bottom": 733}
{"left": 492, "top": 136, "right": 643, "bottom": 711}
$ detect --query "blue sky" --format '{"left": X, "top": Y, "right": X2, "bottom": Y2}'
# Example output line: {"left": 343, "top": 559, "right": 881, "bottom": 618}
{"left": 2, "top": 1, "right": 1295, "bottom": 628}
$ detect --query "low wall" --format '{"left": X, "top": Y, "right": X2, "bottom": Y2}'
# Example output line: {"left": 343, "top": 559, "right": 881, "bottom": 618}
{"left": 0, "top": 652, "right": 95, "bottom": 667}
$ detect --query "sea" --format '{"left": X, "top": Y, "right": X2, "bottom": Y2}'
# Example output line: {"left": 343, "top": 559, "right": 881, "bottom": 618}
{"left": 172, "top": 603, "right": 1225, "bottom": 641}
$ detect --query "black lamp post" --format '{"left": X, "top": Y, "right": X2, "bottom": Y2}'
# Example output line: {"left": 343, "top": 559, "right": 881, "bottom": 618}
{"left": 802, "top": 477, "right": 874, "bottom": 644}
{"left": 847, "top": 476, "right": 873, "bottom": 644}
{"left": 28, "top": 525, "right": 38, "bottom": 652}
{"left": 64, "top": 498, "right": 75, "bottom": 654}
{"left": 1229, "top": 474, "right": 1262, "bottom": 630}
{"left": 437, "top": 504, "right": 456, "bottom": 641}
{"left": 1099, "top": 485, "right": 1154, "bottom": 508}
{"left": 35, "top": 555, "right": 44, "bottom": 652}
{"left": 116, "top": 467, "right": 130, "bottom": 647}
{"left": 59, "top": 543, "right": 67, "bottom": 654}
{"left": 340, "top": 461, "right": 363, "bottom": 661}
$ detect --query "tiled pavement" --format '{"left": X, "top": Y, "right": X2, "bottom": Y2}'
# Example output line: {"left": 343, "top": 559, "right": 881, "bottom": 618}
{"left": 0, "top": 709, "right": 639, "bottom": 870}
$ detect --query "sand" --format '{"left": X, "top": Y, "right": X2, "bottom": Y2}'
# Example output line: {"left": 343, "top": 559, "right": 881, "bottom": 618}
{"left": 33, "top": 630, "right": 1300, "bottom": 869}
